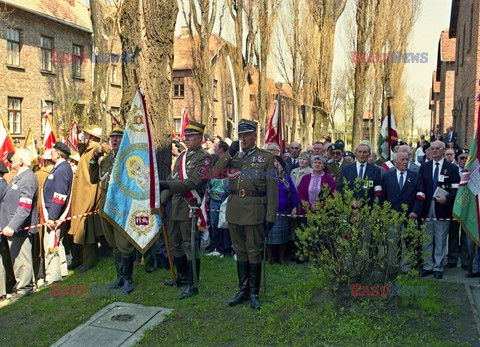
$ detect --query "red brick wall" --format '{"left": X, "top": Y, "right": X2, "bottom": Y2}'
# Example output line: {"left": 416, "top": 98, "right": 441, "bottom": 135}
{"left": 452, "top": 0, "right": 479, "bottom": 147}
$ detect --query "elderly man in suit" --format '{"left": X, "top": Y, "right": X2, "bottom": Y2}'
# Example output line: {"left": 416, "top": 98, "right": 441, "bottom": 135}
{"left": 338, "top": 143, "right": 383, "bottom": 206}
{"left": 419, "top": 141, "right": 460, "bottom": 279}
{"left": 444, "top": 126, "right": 457, "bottom": 146}
{"left": 0, "top": 149, "right": 38, "bottom": 301}
{"left": 285, "top": 142, "right": 301, "bottom": 175}
{"left": 382, "top": 151, "right": 425, "bottom": 272}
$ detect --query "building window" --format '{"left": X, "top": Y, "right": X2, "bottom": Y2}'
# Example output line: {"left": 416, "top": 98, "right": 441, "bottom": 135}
{"left": 173, "top": 77, "right": 184, "bottom": 98}
{"left": 41, "top": 36, "right": 53, "bottom": 71}
{"left": 173, "top": 118, "right": 181, "bottom": 133}
{"left": 7, "top": 97, "right": 22, "bottom": 134}
{"left": 212, "top": 117, "right": 217, "bottom": 131}
{"left": 111, "top": 65, "right": 118, "bottom": 84}
{"left": 213, "top": 79, "right": 218, "bottom": 101}
{"left": 72, "top": 44, "right": 82, "bottom": 77}
{"left": 6, "top": 29, "right": 21, "bottom": 66}
{"left": 41, "top": 100, "right": 54, "bottom": 134}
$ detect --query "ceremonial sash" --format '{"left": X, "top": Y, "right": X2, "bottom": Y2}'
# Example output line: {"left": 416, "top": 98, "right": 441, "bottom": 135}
{"left": 179, "top": 151, "right": 208, "bottom": 232}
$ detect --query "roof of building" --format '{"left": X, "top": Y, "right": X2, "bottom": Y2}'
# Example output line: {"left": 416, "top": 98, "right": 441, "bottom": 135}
{"left": 173, "top": 34, "right": 227, "bottom": 70}
{"left": 440, "top": 29, "right": 456, "bottom": 62}
{"left": 2, "top": 0, "right": 92, "bottom": 32}
{"left": 449, "top": 0, "right": 460, "bottom": 38}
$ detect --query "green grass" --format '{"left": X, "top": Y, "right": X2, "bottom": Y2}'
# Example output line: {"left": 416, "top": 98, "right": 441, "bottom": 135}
{"left": 0, "top": 256, "right": 476, "bottom": 346}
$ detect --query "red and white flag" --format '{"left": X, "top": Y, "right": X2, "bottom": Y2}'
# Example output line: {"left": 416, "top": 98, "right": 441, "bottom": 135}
{"left": 0, "top": 114, "right": 14, "bottom": 166}
{"left": 265, "top": 98, "right": 285, "bottom": 151}
{"left": 179, "top": 107, "right": 189, "bottom": 140}
{"left": 67, "top": 120, "right": 79, "bottom": 151}
{"left": 43, "top": 114, "right": 56, "bottom": 150}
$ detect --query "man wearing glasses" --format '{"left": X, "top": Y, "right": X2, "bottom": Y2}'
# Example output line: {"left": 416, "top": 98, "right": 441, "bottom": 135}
{"left": 326, "top": 143, "right": 350, "bottom": 185}
{"left": 419, "top": 141, "right": 460, "bottom": 279}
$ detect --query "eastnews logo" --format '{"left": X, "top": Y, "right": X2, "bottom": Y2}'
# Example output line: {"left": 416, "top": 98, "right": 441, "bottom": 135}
{"left": 351, "top": 51, "right": 428, "bottom": 64}
{"left": 351, "top": 284, "right": 429, "bottom": 297}
{"left": 51, "top": 284, "right": 128, "bottom": 297}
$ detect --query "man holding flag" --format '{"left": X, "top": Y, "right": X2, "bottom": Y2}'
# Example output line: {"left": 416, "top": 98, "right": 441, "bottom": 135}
{"left": 159, "top": 121, "right": 212, "bottom": 300}
{"left": 453, "top": 102, "right": 480, "bottom": 278}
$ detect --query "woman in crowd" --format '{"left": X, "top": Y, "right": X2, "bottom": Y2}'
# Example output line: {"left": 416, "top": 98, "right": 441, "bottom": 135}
{"left": 290, "top": 152, "right": 313, "bottom": 188}
{"left": 297, "top": 155, "right": 336, "bottom": 215}
{"left": 266, "top": 156, "right": 297, "bottom": 264}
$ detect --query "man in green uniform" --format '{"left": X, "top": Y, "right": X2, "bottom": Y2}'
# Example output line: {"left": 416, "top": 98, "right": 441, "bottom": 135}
{"left": 214, "top": 119, "right": 278, "bottom": 309}
{"left": 160, "top": 121, "right": 212, "bottom": 300}
{"left": 89, "top": 127, "right": 136, "bottom": 294}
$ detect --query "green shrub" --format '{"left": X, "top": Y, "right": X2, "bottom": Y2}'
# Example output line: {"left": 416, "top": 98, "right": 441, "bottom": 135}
{"left": 296, "top": 177, "right": 425, "bottom": 299}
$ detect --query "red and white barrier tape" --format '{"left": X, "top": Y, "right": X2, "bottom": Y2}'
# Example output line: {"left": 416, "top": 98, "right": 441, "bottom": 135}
{"left": 16, "top": 209, "right": 100, "bottom": 232}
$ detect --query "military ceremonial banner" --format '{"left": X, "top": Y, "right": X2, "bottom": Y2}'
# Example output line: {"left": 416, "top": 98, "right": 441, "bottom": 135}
{"left": 23, "top": 128, "right": 38, "bottom": 162}
{"left": 0, "top": 113, "right": 14, "bottom": 166}
{"left": 265, "top": 97, "right": 286, "bottom": 151}
{"left": 67, "top": 120, "right": 79, "bottom": 151}
{"left": 453, "top": 104, "right": 480, "bottom": 244}
{"left": 103, "top": 88, "right": 162, "bottom": 253}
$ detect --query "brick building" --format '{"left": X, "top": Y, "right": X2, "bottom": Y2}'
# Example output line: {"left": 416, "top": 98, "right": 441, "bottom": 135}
{"left": 0, "top": 0, "right": 123, "bottom": 143}
{"left": 435, "top": 29, "right": 456, "bottom": 134}
{"left": 429, "top": 71, "right": 441, "bottom": 134}
{"left": 449, "top": 0, "right": 479, "bottom": 147}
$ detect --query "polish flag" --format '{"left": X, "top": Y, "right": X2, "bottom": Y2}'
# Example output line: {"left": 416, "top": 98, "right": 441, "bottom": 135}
{"left": 67, "top": 120, "right": 79, "bottom": 151}
{"left": 43, "top": 114, "right": 56, "bottom": 150}
{"left": 0, "top": 114, "right": 14, "bottom": 166}
{"left": 265, "top": 98, "right": 285, "bottom": 151}
{"left": 179, "top": 107, "right": 189, "bottom": 140}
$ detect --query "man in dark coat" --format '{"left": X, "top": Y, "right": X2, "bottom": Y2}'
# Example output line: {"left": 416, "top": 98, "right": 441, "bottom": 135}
{"left": 0, "top": 149, "right": 38, "bottom": 301}
{"left": 419, "top": 141, "right": 460, "bottom": 279}
{"left": 42, "top": 142, "right": 73, "bottom": 284}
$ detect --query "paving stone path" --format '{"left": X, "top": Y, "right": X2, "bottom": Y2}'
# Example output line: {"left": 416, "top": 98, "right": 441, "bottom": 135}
{"left": 52, "top": 302, "right": 172, "bottom": 347}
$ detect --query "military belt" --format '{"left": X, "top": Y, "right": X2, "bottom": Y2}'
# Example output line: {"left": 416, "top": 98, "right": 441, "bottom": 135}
{"left": 232, "top": 189, "right": 265, "bottom": 198}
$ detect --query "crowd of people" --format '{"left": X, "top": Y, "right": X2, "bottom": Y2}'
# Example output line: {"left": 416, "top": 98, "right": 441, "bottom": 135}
{"left": 0, "top": 119, "right": 474, "bottom": 311}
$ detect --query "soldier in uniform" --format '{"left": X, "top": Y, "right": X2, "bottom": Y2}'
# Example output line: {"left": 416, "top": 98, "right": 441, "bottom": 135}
{"left": 89, "top": 127, "right": 135, "bottom": 294}
{"left": 42, "top": 143, "right": 73, "bottom": 284}
{"left": 69, "top": 125, "right": 103, "bottom": 272}
{"left": 159, "top": 121, "right": 212, "bottom": 300}
{"left": 325, "top": 143, "right": 350, "bottom": 185}
{"left": 214, "top": 119, "right": 278, "bottom": 310}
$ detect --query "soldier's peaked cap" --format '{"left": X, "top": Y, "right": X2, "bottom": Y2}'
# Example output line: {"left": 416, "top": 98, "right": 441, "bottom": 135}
{"left": 238, "top": 119, "right": 257, "bottom": 134}
{"left": 53, "top": 142, "right": 71, "bottom": 157}
{"left": 184, "top": 121, "right": 205, "bottom": 135}
{"left": 83, "top": 124, "right": 103, "bottom": 139}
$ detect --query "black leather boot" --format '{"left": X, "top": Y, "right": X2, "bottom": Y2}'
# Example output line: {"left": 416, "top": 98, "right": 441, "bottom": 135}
{"left": 228, "top": 261, "right": 249, "bottom": 306}
{"left": 121, "top": 253, "right": 135, "bottom": 294}
{"left": 178, "top": 259, "right": 200, "bottom": 300}
{"left": 164, "top": 255, "right": 188, "bottom": 287}
{"left": 106, "top": 250, "right": 124, "bottom": 289}
{"left": 249, "top": 262, "right": 262, "bottom": 310}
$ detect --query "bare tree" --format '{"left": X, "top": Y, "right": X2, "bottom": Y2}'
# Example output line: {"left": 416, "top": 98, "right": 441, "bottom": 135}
{"left": 181, "top": 0, "right": 217, "bottom": 133}
{"left": 119, "top": 0, "right": 178, "bottom": 179}
{"left": 254, "top": 0, "right": 280, "bottom": 139}
{"left": 307, "top": 0, "right": 348, "bottom": 140}
{"left": 225, "top": 0, "right": 257, "bottom": 131}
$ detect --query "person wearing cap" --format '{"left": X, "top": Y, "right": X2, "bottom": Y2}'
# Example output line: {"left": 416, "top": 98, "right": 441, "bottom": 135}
{"left": 68, "top": 151, "right": 80, "bottom": 173}
{"left": 0, "top": 148, "right": 38, "bottom": 301}
{"left": 69, "top": 125, "right": 103, "bottom": 272}
{"left": 32, "top": 149, "right": 55, "bottom": 285}
{"left": 89, "top": 127, "right": 135, "bottom": 294}
{"left": 41, "top": 142, "right": 73, "bottom": 284}
{"left": 214, "top": 119, "right": 278, "bottom": 310}
{"left": 159, "top": 121, "right": 213, "bottom": 300}
{"left": 13, "top": 139, "right": 21, "bottom": 149}
{"left": 343, "top": 151, "right": 355, "bottom": 164}
{"left": 325, "top": 143, "right": 350, "bottom": 185}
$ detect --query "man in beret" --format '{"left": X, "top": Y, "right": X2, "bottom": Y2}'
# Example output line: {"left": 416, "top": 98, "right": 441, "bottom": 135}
{"left": 159, "top": 121, "right": 213, "bottom": 300}
{"left": 214, "top": 119, "right": 278, "bottom": 310}
{"left": 69, "top": 125, "right": 103, "bottom": 272}
{"left": 41, "top": 142, "right": 73, "bottom": 284}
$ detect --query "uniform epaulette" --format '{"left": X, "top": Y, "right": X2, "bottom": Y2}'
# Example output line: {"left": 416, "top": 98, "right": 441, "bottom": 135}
{"left": 255, "top": 148, "right": 274, "bottom": 158}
